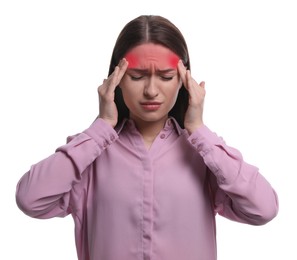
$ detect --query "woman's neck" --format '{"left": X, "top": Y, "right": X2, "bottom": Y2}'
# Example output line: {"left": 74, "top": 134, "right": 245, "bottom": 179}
{"left": 131, "top": 116, "right": 168, "bottom": 149}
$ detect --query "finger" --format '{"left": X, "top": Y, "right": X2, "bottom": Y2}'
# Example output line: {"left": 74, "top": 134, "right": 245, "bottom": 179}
{"left": 106, "top": 59, "right": 128, "bottom": 93}
{"left": 185, "top": 71, "right": 205, "bottom": 100}
{"left": 177, "top": 60, "right": 187, "bottom": 86}
{"left": 186, "top": 71, "right": 205, "bottom": 91}
{"left": 116, "top": 58, "right": 128, "bottom": 83}
{"left": 185, "top": 69, "right": 194, "bottom": 92}
{"left": 100, "top": 65, "right": 121, "bottom": 96}
{"left": 199, "top": 81, "right": 205, "bottom": 88}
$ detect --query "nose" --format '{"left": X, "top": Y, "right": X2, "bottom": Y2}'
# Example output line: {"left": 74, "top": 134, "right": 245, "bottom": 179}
{"left": 144, "top": 77, "right": 159, "bottom": 98}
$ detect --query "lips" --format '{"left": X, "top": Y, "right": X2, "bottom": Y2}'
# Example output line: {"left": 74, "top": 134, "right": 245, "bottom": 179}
{"left": 140, "top": 102, "right": 162, "bottom": 111}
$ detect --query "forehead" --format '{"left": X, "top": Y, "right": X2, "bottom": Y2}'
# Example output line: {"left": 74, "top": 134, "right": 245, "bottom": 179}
{"left": 125, "top": 43, "right": 179, "bottom": 69}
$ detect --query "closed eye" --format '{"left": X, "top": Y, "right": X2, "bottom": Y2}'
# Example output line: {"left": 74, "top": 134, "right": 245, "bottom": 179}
{"left": 160, "top": 76, "right": 174, "bottom": 81}
{"left": 127, "top": 69, "right": 176, "bottom": 81}
{"left": 130, "top": 75, "right": 144, "bottom": 80}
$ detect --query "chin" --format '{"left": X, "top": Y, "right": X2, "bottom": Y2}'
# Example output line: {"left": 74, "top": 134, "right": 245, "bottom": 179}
{"left": 130, "top": 112, "right": 167, "bottom": 122}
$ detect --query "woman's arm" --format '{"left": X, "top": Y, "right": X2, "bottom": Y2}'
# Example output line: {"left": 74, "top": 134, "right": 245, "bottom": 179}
{"left": 16, "top": 119, "right": 118, "bottom": 218}
{"left": 188, "top": 124, "right": 279, "bottom": 225}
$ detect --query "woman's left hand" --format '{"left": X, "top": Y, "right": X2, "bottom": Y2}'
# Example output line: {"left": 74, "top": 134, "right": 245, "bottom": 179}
{"left": 177, "top": 60, "right": 206, "bottom": 134}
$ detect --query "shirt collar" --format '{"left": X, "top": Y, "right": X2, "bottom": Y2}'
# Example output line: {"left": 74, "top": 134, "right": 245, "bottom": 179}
{"left": 115, "top": 117, "right": 184, "bottom": 136}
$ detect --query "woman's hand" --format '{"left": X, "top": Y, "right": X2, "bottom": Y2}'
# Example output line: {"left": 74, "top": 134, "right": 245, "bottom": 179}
{"left": 177, "top": 60, "right": 206, "bottom": 134}
{"left": 98, "top": 59, "right": 128, "bottom": 127}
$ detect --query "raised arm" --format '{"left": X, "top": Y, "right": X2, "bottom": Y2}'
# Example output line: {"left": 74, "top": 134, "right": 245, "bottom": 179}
{"left": 16, "top": 119, "right": 118, "bottom": 218}
{"left": 188, "top": 125, "right": 279, "bottom": 225}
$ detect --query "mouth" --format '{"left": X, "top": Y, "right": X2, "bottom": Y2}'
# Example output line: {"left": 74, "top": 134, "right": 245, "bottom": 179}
{"left": 140, "top": 102, "right": 162, "bottom": 111}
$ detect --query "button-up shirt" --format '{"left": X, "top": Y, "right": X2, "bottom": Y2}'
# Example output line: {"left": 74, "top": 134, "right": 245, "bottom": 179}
{"left": 16, "top": 118, "right": 278, "bottom": 260}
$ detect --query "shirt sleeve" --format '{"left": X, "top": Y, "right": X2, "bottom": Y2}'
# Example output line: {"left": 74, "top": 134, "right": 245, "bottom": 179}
{"left": 188, "top": 124, "right": 279, "bottom": 225}
{"left": 16, "top": 119, "right": 118, "bottom": 219}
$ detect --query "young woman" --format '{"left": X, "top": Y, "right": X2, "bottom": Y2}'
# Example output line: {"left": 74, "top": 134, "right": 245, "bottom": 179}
{"left": 16, "top": 15, "right": 278, "bottom": 260}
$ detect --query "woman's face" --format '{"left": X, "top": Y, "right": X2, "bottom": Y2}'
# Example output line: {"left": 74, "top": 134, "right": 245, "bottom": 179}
{"left": 120, "top": 43, "right": 181, "bottom": 127}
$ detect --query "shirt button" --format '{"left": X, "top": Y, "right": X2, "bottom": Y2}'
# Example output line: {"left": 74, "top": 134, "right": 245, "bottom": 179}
{"left": 110, "top": 134, "right": 115, "bottom": 141}
{"left": 191, "top": 138, "right": 197, "bottom": 144}
{"left": 160, "top": 133, "right": 166, "bottom": 139}
{"left": 103, "top": 140, "right": 108, "bottom": 148}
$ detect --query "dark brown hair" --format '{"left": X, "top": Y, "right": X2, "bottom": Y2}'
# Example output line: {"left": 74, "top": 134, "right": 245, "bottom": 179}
{"left": 108, "top": 15, "right": 191, "bottom": 128}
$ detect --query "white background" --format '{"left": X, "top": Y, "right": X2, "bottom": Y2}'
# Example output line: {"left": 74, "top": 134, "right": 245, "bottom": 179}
{"left": 1, "top": 0, "right": 296, "bottom": 259}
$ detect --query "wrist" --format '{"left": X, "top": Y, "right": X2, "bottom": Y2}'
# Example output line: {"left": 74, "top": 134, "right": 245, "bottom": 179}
{"left": 185, "top": 121, "right": 204, "bottom": 135}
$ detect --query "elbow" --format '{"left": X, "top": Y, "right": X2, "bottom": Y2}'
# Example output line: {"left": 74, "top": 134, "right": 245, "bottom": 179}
{"left": 16, "top": 190, "right": 38, "bottom": 218}
{"left": 235, "top": 205, "right": 278, "bottom": 226}
{"left": 258, "top": 196, "right": 279, "bottom": 225}
{"left": 246, "top": 192, "right": 279, "bottom": 226}
{"left": 16, "top": 191, "right": 64, "bottom": 219}
{"left": 15, "top": 173, "right": 40, "bottom": 218}
{"left": 253, "top": 205, "right": 278, "bottom": 226}
{"left": 258, "top": 189, "right": 279, "bottom": 225}
{"left": 232, "top": 190, "right": 279, "bottom": 226}
{"left": 15, "top": 184, "right": 47, "bottom": 218}
{"left": 16, "top": 187, "right": 69, "bottom": 219}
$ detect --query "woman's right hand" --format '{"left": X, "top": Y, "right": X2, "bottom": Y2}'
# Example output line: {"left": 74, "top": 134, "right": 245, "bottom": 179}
{"left": 98, "top": 58, "right": 128, "bottom": 127}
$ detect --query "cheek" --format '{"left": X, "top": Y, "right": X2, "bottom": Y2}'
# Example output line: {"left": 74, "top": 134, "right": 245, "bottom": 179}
{"left": 119, "top": 79, "right": 141, "bottom": 102}
{"left": 120, "top": 76, "right": 133, "bottom": 89}
{"left": 166, "top": 83, "right": 181, "bottom": 103}
{"left": 120, "top": 86, "right": 133, "bottom": 108}
{"left": 173, "top": 87, "right": 180, "bottom": 101}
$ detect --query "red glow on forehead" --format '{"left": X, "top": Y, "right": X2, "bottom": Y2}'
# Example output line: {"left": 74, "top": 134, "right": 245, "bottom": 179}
{"left": 124, "top": 43, "right": 180, "bottom": 69}
{"left": 125, "top": 53, "right": 138, "bottom": 68}
{"left": 168, "top": 54, "right": 179, "bottom": 68}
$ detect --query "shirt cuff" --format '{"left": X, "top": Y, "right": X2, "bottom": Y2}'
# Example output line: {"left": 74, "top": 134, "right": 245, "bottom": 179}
{"left": 187, "top": 125, "right": 224, "bottom": 156}
{"left": 83, "top": 118, "right": 119, "bottom": 150}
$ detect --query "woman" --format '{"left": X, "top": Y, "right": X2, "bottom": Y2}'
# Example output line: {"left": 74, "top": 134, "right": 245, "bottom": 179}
{"left": 16, "top": 15, "right": 278, "bottom": 260}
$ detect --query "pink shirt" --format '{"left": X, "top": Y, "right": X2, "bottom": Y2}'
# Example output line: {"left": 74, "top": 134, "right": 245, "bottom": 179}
{"left": 16, "top": 118, "right": 278, "bottom": 260}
